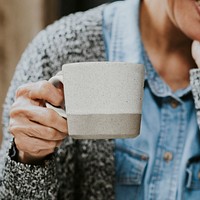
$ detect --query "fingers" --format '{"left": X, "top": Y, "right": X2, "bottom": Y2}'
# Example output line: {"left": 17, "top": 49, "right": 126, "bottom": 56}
{"left": 192, "top": 40, "right": 200, "bottom": 68}
{"left": 9, "top": 116, "right": 65, "bottom": 163}
{"left": 9, "top": 118, "right": 67, "bottom": 141}
{"left": 9, "top": 80, "right": 67, "bottom": 163}
{"left": 16, "top": 80, "right": 64, "bottom": 106}
{"left": 10, "top": 100, "right": 68, "bottom": 133}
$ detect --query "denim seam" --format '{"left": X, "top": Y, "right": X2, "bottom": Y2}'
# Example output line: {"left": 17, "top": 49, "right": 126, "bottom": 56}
{"left": 168, "top": 104, "right": 186, "bottom": 200}
{"left": 149, "top": 101, "right": 169, "bottom": 199}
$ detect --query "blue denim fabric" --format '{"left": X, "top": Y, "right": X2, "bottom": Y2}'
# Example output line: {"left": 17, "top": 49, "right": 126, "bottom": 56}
{"left": 103, "top": 0, "right": 200, "bottom": 199}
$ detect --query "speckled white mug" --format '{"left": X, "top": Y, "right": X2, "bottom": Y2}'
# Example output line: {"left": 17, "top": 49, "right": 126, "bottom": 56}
{"left": 46, "top": 62, "right": 144, "bottom": 139}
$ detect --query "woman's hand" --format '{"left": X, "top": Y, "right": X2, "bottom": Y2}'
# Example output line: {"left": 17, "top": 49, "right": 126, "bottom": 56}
{"left": 9, "top": 80, "right": 68, "bottom": 164}
{"left": 192, "top": 40, "right": 200, "bottom": 68}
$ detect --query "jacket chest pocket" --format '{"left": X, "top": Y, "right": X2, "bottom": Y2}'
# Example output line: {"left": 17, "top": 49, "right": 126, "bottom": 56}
{"left": 115, "top": 145, "right": 149, "bottom": 186}
{"left": 115, "top": 144, "right": 149, "bottom": 199}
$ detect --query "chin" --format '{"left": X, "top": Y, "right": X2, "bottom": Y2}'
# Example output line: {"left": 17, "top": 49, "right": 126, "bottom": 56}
{"left": 184, "top": 28, "right": 200, "bottom": 42}
{"left": 189, "top": 34, "right": 200, "bottom": 42}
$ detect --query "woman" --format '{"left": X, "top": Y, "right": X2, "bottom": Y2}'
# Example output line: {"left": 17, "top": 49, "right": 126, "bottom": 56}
{"left": 1, "top": 0, "right": 200, "bottom": 199}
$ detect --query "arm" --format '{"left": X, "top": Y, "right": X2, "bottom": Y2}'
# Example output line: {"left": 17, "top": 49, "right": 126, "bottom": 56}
{"left": 0, "top": 5, "right": 106, "bottom": 199}
{"left": 0, "top": 13, "right": 77, "bottom": 200}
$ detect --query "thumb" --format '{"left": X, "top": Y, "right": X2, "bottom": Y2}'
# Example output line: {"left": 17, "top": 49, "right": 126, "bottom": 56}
{"left": 192, "top": 40, "right": 200, "bottom": 68}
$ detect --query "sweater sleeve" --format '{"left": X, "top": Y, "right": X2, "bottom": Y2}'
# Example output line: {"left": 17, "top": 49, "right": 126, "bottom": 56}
{"left": 0, "top": 5, "right": 106, "bottom": 199}
{"left": 0, "top": 16, "right": 72, "bottom": 200}
{"left": 190, "top": 68, "right": 200, "bottom": 128}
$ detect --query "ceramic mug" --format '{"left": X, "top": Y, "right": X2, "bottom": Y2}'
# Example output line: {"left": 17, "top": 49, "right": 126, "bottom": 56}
{"left": 46, "top": 62, "right": 145, "bottom": 139}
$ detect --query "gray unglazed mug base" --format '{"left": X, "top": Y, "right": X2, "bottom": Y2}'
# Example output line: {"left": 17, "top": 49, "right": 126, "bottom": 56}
{"left": 67, "top": 113, "right": 141, "bottom": 139}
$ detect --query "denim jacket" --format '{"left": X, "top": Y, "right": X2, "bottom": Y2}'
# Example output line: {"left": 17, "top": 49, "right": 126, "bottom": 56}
{"left": 103, "top": 0, "right": 200, "bottom": 199}
{"left": 1, "top": 2, "right": 200, "bottom": 200}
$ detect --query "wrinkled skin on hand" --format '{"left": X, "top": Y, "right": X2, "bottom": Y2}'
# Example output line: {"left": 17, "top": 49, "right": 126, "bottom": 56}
{"left": 9, "top": 80, "right": 68, "bottom": 164}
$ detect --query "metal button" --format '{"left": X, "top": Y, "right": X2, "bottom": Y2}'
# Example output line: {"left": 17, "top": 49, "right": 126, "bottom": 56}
{"left": 163, "top": 152, "right": 173, "bottom": 162}
{"left": 141, "top": 155, "right": 148, "bottom": 161}
{"left": 170, "top": 99, "right": 179, "bottom": 108}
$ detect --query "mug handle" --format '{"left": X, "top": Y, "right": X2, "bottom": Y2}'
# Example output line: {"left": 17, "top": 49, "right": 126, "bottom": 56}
{"left": 46, "top": 71, "right": 67, "bottom": 118}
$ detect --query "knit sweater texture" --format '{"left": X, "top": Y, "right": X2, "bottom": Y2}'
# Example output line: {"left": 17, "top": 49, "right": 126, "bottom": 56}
{"left": 1, "top": 4, "right": 200, "bottom": 200}
{"left": 0, "top": 5, "right": 115, "bottom": 200}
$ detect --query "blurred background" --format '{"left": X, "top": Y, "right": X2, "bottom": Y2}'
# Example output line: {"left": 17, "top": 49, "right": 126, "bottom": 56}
{"left": 0, "top": 0, "right": 118, "bottom": 146}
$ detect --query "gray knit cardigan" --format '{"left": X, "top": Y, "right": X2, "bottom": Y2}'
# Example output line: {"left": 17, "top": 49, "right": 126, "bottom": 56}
{"left": 0, "top": 4, "right": 200, "bottom": 200}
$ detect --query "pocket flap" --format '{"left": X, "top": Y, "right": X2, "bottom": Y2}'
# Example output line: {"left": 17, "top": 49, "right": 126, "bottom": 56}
{"left": 186, "top": 156, "right": 200, "bottom": 190}
{"left": 115, "top": 145, "right": 149, "bottom": 185}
